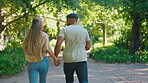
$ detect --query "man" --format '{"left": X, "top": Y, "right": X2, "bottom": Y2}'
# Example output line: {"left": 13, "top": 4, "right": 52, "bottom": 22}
{"left": 54, "top": 13, "right": 91, "bottom": 83}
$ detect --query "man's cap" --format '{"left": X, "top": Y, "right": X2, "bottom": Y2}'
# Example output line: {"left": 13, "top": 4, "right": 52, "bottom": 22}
{"left": 66, "top": 13, "right": 78, "bottom": 19}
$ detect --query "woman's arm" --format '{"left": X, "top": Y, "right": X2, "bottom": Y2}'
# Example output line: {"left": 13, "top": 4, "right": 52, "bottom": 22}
{"left": 47, "top": 49, "right": 60, "bottom": 66}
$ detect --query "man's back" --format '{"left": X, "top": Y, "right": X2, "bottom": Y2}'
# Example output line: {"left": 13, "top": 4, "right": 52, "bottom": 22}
{"left": 55, "top": 13, "right": 90, "bottom": 83}
{"left": 59, "top": 25, "right": 90, "bottom": 63}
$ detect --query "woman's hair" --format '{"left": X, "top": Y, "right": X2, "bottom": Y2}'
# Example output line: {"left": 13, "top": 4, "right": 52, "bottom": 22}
{"left": 23, "top": 17, "right": 43, "bottom": 55}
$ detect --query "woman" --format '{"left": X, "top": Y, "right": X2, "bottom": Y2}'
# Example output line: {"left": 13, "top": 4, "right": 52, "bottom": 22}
{"left": 23, "top": 17, "right": 60, "bottom": 83}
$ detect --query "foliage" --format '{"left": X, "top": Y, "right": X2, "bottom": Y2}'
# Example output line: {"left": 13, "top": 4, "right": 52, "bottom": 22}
{"left": 114, "top": 29, "right": 131, "bottom": 49}
{"left": 114, "top": 20, "right": 148, "bottom": 51}
{"left": 141, "top": 20, "right": 148, "bottom": 51}
{"left": 0, "top": 40, "right": 26, "bottom": 76}
{"left": 0, "top": 1, "right": 147, "bottom": 77}
{"left": 90, "top": 45, "right": 148, "bottom": 63}
{"left": 44, "top": 26, "right": 56, "bottom": 41}
{"left": 77, "top": 1, "right": 129, "bottom": 47}
{"left": 90, "top": 0, "right": 148, "bottom": 54}
{"left": 0, "top": 0, "right": 48, "bottom": 39}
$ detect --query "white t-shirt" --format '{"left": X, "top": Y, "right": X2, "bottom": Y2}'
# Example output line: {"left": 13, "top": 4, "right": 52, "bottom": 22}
{"left": 59, "top": 25, "right": 90, "bottom": 63}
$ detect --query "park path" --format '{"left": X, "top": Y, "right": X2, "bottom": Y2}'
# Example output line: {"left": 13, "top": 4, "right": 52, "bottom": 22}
{"left": 0, "top": 57, "right": 148, "bottom": 83}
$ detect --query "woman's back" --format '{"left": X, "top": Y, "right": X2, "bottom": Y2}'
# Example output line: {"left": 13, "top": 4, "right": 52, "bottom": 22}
{"left": 23, "top": 31, "right": 50, "bottom": 62}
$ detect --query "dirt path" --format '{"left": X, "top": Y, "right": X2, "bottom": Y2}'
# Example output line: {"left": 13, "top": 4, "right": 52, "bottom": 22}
{"left": 0, "top": 57, "right": 148, "bottom": 83}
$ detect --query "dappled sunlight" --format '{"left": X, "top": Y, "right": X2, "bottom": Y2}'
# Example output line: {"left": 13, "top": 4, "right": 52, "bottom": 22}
{"left": 0, "top": 0, "right": 147, "bottom": 83}
{"left": 135, "top": 68, "right": 148, "bottom": 71}
{"left": 103, "top": 67, "right": 118, "bottom": 71}
{"left": 0, "top": 45, "right": 4, "bottom": 50}
{"left": 47, "top": 74, "right": 65, "bottom": 79}
{"left": 134, "top": 72, "right": 147, "bottom": 75}
{"left": 143, "top": 76, "right": 148, "bottom": 78}
{"left": 88, "top": 58, "right": 148, "bottom": 83}
{"left": 0, "top": 58, "right": 148, "bottom": 83}
{"left": 109, "top": 76, "right": 126, "bottom": 80}
{"left": 89, "top": 69, "right": 100, "bottom": 72}
{"left": 88, "top": 75, "right": 104, "bottom": 80}
{"left": 114, "top": 81, "right": 144, "bottom": 83}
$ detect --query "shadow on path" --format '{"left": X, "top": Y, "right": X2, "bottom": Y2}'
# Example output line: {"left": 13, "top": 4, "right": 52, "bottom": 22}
{"left": 0, "top": 57, "right": 148, "bottom": 83}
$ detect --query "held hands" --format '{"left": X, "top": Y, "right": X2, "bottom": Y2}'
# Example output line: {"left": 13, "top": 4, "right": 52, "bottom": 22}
{"left": 54, "top": 58, "right": 60, "bottom": 66}
{"left": 46, "top": 49, "right": 60, "bottom": 66}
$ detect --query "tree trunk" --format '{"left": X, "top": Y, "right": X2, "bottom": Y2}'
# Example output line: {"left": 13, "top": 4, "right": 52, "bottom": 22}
{"left": 130, "top": 12, "right": 142, "bottom": 54}
{"left": 102, "top": 24, "right": 106, "bottom": 46}
{"left": 0, "top": 5, "right": 4, "bottom": 50}
{"left": 0, "top": 6, "right": 4, "bottom": 34}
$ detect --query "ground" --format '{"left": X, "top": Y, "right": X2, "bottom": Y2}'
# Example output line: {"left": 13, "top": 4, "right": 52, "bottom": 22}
{"left": 0, "top": 57, "right": 148, "bottom": 83}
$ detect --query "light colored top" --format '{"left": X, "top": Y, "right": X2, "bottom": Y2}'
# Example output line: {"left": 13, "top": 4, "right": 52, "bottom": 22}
{"left": 24, "top": 32, "right": 50, "bottom": 63}
{"left": 59, "top": 25, "right": 90, "bottom": 63}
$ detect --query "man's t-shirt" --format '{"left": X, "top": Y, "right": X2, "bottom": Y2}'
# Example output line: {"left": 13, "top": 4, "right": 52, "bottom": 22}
{"left": 59, "top": 25, "right": 90, "bottom": 63}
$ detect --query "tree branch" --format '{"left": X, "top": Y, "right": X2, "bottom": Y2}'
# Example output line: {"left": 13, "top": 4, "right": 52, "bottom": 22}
{"left": 41, "top": 16, "right": 65, "bottom": 22}
{"left": 4, "top": 1, "right": 48, "bottom": 27}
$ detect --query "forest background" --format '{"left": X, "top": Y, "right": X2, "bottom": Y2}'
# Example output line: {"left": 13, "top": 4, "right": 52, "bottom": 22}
{"left": 0, "top": 0, "right": 147, "bottom": 76}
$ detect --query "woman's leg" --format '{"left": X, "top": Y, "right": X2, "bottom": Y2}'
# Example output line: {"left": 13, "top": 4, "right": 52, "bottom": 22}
{"left": 27, "top": 63, "right": 38, "bottom": 83}
{"left": 38, "top": 57, "right": 49, "bottom": 83}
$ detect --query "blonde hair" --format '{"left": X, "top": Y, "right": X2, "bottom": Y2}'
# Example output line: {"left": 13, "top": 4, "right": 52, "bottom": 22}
{"left": 23, "top": 17, "right": 43, "bottom": 55}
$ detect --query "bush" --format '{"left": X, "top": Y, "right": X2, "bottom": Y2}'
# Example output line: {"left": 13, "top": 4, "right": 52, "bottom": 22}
{"left": 0, "top": 40, "right": 27, "bottom": 77}
{"left": 90, "top": 45, "right": 148, "bottom": 63}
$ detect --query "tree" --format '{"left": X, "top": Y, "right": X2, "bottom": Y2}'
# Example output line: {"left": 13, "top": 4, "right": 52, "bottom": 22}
{"left": 91, "top": 0, "right": 148, "bottom": 54}
{"left": 77, "top": 1, "right": 121, "bottom": 46}
{"left": 0, "top": 0, "right": 81, "bottom": 37}
{"left": 122, "top": 0, "right": 148, "bottom": 54}
{"left": 0, "top": 0, "right": 50, "bottom": 33}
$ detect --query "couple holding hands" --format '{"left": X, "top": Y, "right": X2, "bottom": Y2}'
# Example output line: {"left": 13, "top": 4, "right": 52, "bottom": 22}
{"left": 23, "top": 13, "right": 90, "bottom": 83}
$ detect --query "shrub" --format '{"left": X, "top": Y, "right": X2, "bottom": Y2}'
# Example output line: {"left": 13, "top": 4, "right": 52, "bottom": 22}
{"left": 0, "top": 40, "right": 26, "bottom": 77}
{"left": 90, "top": 45, "right": 148, "bottom": 63}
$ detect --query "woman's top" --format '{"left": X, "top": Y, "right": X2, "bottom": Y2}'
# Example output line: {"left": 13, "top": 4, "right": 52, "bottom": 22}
{"left": 23, "top": 32, "right": 51, "bottom": 63}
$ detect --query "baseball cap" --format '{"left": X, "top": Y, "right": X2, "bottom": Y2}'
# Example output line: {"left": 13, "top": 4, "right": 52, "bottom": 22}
{"left": 66, "top": 13, "right": 78, "bottom": 19}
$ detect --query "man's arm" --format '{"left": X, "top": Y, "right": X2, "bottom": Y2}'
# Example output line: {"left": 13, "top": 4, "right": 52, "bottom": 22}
{"left": 54, "top": 36, "right": 64, "bottom": 57}
{"left": 47, "top": 49, "right": 60, "bottom": 66}
{"left": 85, "top": 41, "right": 91, "bottom": 50}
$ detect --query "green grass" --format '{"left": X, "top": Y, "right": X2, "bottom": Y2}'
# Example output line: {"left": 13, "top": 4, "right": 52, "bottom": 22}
{"left": 90, "top": 45, "right": 148, "bottom": 63}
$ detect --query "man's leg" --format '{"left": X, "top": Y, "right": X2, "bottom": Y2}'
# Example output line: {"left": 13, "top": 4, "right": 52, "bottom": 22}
{"left": 76, "top": 61, "right": 88, "bottom": 83}
{"left": 64, "top": 63, "right": 75, "bottom": 83}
